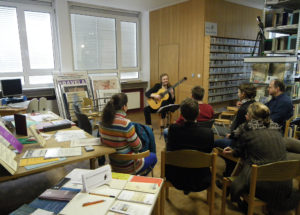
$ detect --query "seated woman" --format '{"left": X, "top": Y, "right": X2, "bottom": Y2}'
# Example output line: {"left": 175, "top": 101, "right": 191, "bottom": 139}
{"left": 166, "top": 98, "right": 214, "bottom": 194}
{"left": 215, "top": 83, "right": 256, "bottom": 177}
{"left": 223, "top": 102, "right": 300, "bottom": 214}
{"left": 99, "top": 93, "right": 157, "bottom": 174}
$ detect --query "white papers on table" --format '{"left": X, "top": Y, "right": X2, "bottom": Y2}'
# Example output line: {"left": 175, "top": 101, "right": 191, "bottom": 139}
{"left": 44, "top": 147, "right": 82, "bottom": 158}
{"left": 66, "top": 168, "right": 93, "bottom": 184}
{"left": 117, "top": 190, "right": 155, "bottom": 205}
{"left": 60, "top": 193, "right": 115, "bottom": 215}
{"left": 55, "top": 130, "right": 86, "bottom": 142}
{"left": 70, "top": 138, "right": 101, "bottom": 147}
{"left": 82, "top": 165, "right": 112, "bottom": 193}
{"left": 110, "top": 200, "right": 151, "bottom": 215}
{"left": 90, "top": 184, "right": 122, "bottom": 197}
{"left": 124, "top": 182, "right": 159, "bottom": 194}
{"left": 22, "top": 149, "right": 47, "bottom": 158}
{"left": 108, "top": 179, "right": 128, "bottom": 190}
{"left": 30, "top": 208, "right": 54, "bottom": 215}
{"left": 29, "top": 113, "right": 59, "bottom": 122}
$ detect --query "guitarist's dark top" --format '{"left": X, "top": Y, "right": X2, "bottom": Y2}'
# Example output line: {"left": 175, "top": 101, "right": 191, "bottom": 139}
{"left": 145, "top": 83, "right": 175, "bottom": 107}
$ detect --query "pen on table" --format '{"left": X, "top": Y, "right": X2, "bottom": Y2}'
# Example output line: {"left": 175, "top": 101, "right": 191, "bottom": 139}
{"left": 82, "top": 200, "right": 105, "bottom": 207}
{"left": 89, "top": 192, "right": 116, "bottom": 198}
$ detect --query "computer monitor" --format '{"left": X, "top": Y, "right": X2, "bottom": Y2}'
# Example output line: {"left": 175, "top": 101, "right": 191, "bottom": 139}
{"left": 1, "top": 79, "right": 22, "bottom": 98}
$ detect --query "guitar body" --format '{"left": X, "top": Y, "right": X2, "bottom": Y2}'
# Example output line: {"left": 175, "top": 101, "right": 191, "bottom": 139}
{"left": 147, "top": 88, "right": 170, "bottom": 110}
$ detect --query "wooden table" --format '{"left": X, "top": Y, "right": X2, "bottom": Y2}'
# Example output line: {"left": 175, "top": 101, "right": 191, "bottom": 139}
{"left": 0, "top": 124, "right": 115, "bottom": 182}
{"left": 0, "top": 107, "right": 27, "bottom": 116}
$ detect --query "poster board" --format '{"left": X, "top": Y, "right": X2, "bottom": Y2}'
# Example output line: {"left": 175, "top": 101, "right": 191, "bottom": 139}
{"left": 53, "top": 72, "right": 92, "bottom": 120}
{"left": 89, "top": 76, "right": 121, "bottom": 112}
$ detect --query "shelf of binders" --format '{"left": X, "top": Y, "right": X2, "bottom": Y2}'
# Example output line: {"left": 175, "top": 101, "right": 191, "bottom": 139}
{"left": 210, "top": 51, "right": 255, "bottom": 54}
{"left": 266, "top": 0, "right": 300, "bottom": 10}
{"left": 210, "top": 43, "right": 256, "bottom": 48}
{"left": 210, "top": 58, "right": 244, "bottom": 61}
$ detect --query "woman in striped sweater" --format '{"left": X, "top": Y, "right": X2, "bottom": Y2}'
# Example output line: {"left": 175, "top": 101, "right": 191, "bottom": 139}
{"left": 99, "top": 93, "right": 157, "bottom": 174}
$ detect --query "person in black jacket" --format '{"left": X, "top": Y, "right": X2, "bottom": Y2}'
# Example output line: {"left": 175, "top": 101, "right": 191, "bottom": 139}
{"left": 166, "top": 98, "right": 214, "bottom": 194}
{"left": 214, "top": 83, "right": 256, "bottom": 177}
{"left": 144, "top": 73, "right": 175, "bottom": 129}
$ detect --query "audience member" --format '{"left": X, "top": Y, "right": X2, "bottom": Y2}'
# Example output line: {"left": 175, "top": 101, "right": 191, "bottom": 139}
{"left": 99, "top": 93, "right": 157, "bottom": 174}
{"left": 223, "top": 102, "right": 300, "bottom": 213}
{"left": 266, "top": 79, "right": 293, "bottom": 131}
{"left": 214, "top": 83, "right": 256, "bottom": 176}
{"left": 165, "top": 98, "right": 214, "bottom": 194}
{"left": 164, "top": 86, "right": 214, "bottom": 142}
{"left": 176, "top": 86, "right": 214, "bottom": 125}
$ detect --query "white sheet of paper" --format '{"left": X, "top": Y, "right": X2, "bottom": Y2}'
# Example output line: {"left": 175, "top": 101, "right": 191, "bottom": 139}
{"left": 44, "top": 147, "right": 82, "bottom": 158}
{"left": 70, "top": 138, "right": 101, "bottom": 147}
{"left": 117, "top": 190, "right": 155, "bottom": 205}
{"left": 30, "top": 208, "right": 54, "bottom": 215}
{"left": 82, "top": 165, "right": 112, "bottom": 193}
{"left": 22, "top": 149, "right": 47, "bottom": 158}
{"left": 110, "top": 200, "right": 152, "bottom": 215}
{"left": 90, "top": 184, "right": 121, "bottom": 197}
{"left": 108, "top": 179, "right": 128, "bottom": 190}
{"left": 60, "top": 193, "right": 115, "bottom": 215}
{"left": 55, "top": 130, "right": 86, "bottom": 142}
{"left": 66, "top": 168, "right": 93, "bottom": 184}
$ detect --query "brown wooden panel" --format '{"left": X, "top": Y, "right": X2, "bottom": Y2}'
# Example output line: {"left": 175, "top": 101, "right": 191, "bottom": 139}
{"left": 159, "top": 44, "right": 179, "bottom": 88}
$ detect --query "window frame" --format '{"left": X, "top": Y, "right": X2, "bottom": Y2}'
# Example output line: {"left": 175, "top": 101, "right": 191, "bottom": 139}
{"left": 69, "top": 6, "right": 140, "bottom": 81}
{"left": 0, "top": 1, "right": 60, "bottom": 88}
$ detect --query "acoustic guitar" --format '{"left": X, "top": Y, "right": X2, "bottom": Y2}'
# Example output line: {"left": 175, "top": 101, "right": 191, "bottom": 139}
{"left": 147, "top": 77, "right": 187, "bottom": 110}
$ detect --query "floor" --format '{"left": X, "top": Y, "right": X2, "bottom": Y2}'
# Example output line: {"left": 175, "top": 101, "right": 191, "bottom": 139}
{"left": 126, "top": 111, "right": 266, "bottom": 215}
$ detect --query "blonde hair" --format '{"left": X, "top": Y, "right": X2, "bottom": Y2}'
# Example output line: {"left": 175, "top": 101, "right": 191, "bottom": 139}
{"left": 247, "top": 102, "right": 270, "bottom": 125}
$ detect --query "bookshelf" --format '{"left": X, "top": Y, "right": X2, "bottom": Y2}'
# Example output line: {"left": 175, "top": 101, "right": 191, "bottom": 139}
{"left": 264, "top": 0, "right": 300, "bottom": 55}
{"left": 208, "top": 36, "right": 257, "bottom": 104}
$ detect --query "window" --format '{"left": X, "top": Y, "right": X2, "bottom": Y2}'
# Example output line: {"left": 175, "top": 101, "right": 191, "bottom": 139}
{"left": 0, "top": 1, "right": 58, "bottom": 88}
{"left": 70, "top": 5, "right": 139, "bottom": 80}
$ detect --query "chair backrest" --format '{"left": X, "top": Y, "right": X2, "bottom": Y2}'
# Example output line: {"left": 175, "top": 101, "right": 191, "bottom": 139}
{"left": 83, "top": 97, "right": 93, "bottom": 108}
{"left": 26, "top": 98, "right": 39, "bottom": 113}
{"left": 248, "top": 160, "right": 300, "bottom": 212}
{"left": 38, "top": 97, "right": 47, "bottom": 112}
{"left": 109, "top": 150, "right": 150, "bottom": 161}
{"left": 161, "top": 149, "right": 217, "bottom": 177}
{"left": 74, "top": 111, "right": 92, "bottom": 134}
{"left": 197, "top": 119, "right": 215, "bottom": 128}
{"left": 284, "top": 117, "right": 293, "bottom": 137}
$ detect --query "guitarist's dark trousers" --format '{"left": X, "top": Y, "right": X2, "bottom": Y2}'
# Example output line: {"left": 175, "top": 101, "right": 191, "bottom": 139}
{"left": 144, "top": 105, "right": 167, "bottom": 126}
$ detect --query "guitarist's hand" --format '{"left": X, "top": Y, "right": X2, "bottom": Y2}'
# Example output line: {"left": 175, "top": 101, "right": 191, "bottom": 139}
{"left": 169, "top": 88, "right": 175, "bottom": 98}
{"left": 151, "top": 94, "right": 161, "bottom": 101}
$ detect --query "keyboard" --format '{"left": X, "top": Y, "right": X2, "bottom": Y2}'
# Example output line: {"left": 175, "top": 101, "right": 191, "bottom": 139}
{"left": 213, "top": 124, "right": 230, "bottom": 137}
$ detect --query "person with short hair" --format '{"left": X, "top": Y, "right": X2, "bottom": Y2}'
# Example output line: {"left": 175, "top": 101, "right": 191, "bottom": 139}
{"left": 266, "top": 79, "right": 293, "bottom": 131}
{"left": 175, "top": 86, "right": 214, "bottom": 125}
{"left": 99, "top": 93, "right": 157, "bottom": 174}
{"left": 166, "top": 98, "right": 214, "bottom": 194}
{"left": 223, "top": 102, "right": 300, "bottom": 213}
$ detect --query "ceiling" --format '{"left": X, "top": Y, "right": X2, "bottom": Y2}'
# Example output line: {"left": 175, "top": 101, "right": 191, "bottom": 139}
{"left": 72, "top": 0, "right": 264, "bottom": 11}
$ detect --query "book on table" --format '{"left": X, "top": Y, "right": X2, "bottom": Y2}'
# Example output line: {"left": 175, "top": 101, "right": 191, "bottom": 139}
{"left": 38, "top": 189, "right": 78, "bottom": 202}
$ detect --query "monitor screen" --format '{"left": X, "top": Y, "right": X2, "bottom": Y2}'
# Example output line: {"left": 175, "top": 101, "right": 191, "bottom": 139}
{"left": 1, "top": 79, "right": 22, "bottom": 97}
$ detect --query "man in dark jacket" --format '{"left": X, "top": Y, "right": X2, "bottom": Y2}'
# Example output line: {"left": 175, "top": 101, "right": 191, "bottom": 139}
{"left": 166, "top": 98, "right": 214, "bottom": 194}
{"left": 266, "top": 79, "right": 293, "bottom": 132}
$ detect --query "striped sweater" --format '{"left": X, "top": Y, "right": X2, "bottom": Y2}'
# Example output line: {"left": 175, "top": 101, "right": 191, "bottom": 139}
{"left": 99, "top": 110, "right": 143, "bottom": 174}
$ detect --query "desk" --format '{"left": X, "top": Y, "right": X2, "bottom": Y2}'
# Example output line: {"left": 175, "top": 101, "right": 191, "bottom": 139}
{"left": 0, "top": 116, "right": 116, "bottom": 182}
{"left": 0, "top": 107, "right": 27, "bottom": 116}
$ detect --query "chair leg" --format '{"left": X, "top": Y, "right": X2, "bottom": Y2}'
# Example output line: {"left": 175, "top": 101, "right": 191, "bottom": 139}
{"left": 207, "top": 187, "right": 211, "bottom": 205}
{"left": 296, "top": 201, "right": 300, "bottom": 215}
{"left": 221, "top": 178, "right": 230, "bottom": 215}
{"left": 160, "top": 183, "right": 165, "bottom": 215}
{"left": 166, "top": 183, "right": 170, "bottom": 200}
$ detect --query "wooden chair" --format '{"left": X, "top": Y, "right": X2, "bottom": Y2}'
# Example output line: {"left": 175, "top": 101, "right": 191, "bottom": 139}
{"left": 284, "top": 117, "right": 293, "bottom": 138}
{"left": 109, "top": 150, "right": 154, "bottom": 176}
{"left": 221, "top": 160, "right": 300, "bottom": 215}
{"left": 160, "top": 149, "right": 217, "bottom": 215}
{"left": 215, "top": 106, "right": 238, "bottom": 126}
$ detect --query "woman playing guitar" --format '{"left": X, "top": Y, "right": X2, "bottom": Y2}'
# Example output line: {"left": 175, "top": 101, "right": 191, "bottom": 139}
{"left": 144, "top": 73, "right": 175, "bottom": 129}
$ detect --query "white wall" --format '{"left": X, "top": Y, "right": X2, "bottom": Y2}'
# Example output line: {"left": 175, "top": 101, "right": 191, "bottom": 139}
{"left": 53, "top": 0, "right": 150, "bottom": 84}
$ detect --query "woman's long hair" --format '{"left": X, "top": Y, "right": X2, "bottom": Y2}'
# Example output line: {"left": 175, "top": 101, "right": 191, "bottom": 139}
{"left": 102, "top": 93, "right": 128, "bottom": 127}
{"left": 247, "top": 102, "right": 270, "bottom": 126}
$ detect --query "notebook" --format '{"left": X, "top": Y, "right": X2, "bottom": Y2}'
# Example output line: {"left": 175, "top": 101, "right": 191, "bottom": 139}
{"left": 39, "top": 189, "right": 78, "bottom": 202}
